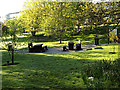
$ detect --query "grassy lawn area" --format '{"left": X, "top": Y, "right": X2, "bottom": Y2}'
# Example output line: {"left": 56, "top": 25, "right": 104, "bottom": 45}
{"left": 2, "top": 44, "right": 119, "bottom": 88}
{"left": 1, "top": 33, "right": 108, "bottom": 50}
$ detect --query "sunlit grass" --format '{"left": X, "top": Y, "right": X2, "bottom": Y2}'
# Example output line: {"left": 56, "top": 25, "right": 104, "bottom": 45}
{"left": 2, "top": 44, "right": 119, "bottom": 88}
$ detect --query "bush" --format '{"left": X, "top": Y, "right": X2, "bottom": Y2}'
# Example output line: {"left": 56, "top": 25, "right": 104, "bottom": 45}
{"left": 81, "top": 59, "right": 120, "bottom": 88}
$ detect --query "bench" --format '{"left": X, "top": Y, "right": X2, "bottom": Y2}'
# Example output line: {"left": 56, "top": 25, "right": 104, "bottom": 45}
{"left": 28, "top": 43, "right": 48, "bottom": 53}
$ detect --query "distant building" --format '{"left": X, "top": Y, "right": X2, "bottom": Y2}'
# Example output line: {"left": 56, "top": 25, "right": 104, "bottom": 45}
{"left": 5, "top": 11, "right": 20, "bottom": 20}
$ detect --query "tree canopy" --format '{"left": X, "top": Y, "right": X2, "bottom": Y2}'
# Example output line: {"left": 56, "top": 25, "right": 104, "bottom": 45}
{"left": 18, "top": 1, "right": 120, "bottom": 42}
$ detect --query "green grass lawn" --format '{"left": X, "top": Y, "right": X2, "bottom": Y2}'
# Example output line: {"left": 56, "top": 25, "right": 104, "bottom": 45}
{"left": 2, "top": 44, "right": 119, "bottom": 88}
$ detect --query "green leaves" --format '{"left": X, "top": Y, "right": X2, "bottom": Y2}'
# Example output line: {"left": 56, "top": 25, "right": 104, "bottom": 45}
{"left": 20, "top": 1, "right": 120, "bottom": 38}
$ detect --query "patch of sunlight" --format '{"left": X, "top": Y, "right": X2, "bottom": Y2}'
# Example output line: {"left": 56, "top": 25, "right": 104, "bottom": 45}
{"left": 40, "top": 86, "right": 50, "bottom": 88}
{"left": 0, "top": 71, "right": 2, "bottom": 74}
{"left": 97, "top": 57, "right": 114, "bottom": 61}
{"left": 5, "top": 77, "right": 23, "bottom": 82}
{"left": 87, "top": 57, "right": 100, "bottom": 60}
{"left": 0, "top": 50, "right": 7, "bottom": 52}
{"left": 82, "top": 41, "right": 91, "bottom": 43}
{"left": 28, "top": 53, "right": 48, "bottom": 55}
{"left": 12, "top": 72, "right": 24, "bottom": 75}
{"left": 17, "top": 35, "right": 27, "bottom": 38}
{"left": 2, "top": 71, "right": 9, "bottom": 75}
{"left": 17, "top": 46, "right": 28, "bottom": 50}
{"left": 89, "top": 53, "right": 103, "bottom": 56}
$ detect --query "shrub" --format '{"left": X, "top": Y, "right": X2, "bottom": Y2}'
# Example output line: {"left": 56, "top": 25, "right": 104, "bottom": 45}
{"left": 81, "top": 59, "right": 120, "bottom": 88}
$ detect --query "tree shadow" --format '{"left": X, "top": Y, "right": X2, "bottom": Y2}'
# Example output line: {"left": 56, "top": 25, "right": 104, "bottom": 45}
{"left": 2, "top": 52, "right": 98, "bottom": 88}
{"left": 2, "top": 45, "right": 119, "bottom": 88}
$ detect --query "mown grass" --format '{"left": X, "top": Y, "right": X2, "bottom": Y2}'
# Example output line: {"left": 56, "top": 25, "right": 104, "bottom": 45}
{"left": 2, "top": 44, "right": 119, "bottom": 88}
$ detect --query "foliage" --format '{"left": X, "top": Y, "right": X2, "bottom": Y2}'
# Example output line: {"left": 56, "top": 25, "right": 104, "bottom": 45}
{"left": 5, "top": 17, "right": 23, "bottom": 38}
{"left": 81, "top": 59, "right": 120, "bottom": 88}
{"left": 41, "top": 2, "right": 75, "bottom": 43}
{"left": 21, "top": 0, "right": 45, "bottom": 36}
{"left": 109, "top": 30, "right": 119, "bottom": 43}
{"left": 2, "top": 23, "right": 9, "bottom": 36}
{"left": 20, "top": 1, "right": 120, "bottom": 42}
{"left": 2, "top": 17, "right": 24, "bottom": 64}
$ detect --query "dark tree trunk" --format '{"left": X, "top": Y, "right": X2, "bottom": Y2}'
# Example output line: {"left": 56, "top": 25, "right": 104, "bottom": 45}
{"left": 31, "top": 31, "right": 36, "bottom": 36}
{"left": 78, "top": 25, "right": 80, "bottom": 32}
{"left": 60, "top": 38, "right": 62, "bottom": 44}
{"left": 12, "top": 48, "right": 14, "bottom": 64}
{"left": 108, "top": 30, "right": 109, "bottom": 44}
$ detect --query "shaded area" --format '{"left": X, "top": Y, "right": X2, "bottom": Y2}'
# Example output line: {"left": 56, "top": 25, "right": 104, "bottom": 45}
{"left": 2, "top": 53, "right": 92, "bottom": 88}
{"left": 2, "top": 44, "right": 119, "bottom": 88}
{"left": 2, "top": 63, "right": 19, "bottom": 66}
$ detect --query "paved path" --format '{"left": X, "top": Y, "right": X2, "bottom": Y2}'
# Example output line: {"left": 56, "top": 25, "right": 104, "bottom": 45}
{"left": 1, "top": 43, "right": 109, "bottom": 54}
{"left": 25, "top": 43, "right": 108, "bottom": 54}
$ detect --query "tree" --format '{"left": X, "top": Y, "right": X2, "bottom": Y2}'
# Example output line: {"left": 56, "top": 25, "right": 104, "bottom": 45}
{"left": 42, "top": 2, "right": 74, "bottom": 44}
{"left": 102, "top": 1, "right": 120, "bottom": 44}
{"left": 21, "top": 1, "right": 120, "bottom": 43}
{"left": 21, "top": 0, "right": 45, "bottom": 36}
{"left": 3, "top": 17, "right": 22, "bottom": 64}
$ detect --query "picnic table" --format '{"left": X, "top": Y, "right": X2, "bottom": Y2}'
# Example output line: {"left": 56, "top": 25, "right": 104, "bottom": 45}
{"left": 28, "top": 43, "right": 48, "bottom": 53}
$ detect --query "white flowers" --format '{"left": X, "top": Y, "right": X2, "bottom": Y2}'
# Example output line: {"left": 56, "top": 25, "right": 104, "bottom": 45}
{"left": 88, "top": 76, "right": 94, "bottom": 81}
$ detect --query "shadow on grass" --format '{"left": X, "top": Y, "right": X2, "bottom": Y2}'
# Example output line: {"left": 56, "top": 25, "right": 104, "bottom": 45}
{"left": 2, "top": 45, "right": 118, "bottom": 88}
{"left": 2, "top": 36, "right": 115, "bottom": 88}
{"left": 2, "top": 51, "right": 99, "bottom": 88}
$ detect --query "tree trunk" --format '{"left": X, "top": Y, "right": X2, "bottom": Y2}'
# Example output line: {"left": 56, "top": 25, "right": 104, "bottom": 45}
{"left": 107, "top": 27, "right": 110, "bottom": 44}
{"left": 108, "top": 31, "right": 109, "bottom": 44}
{"left": 12, "top": 48, "right": 14, "bottom": 64}
{"left": 60, "top": 38, "right": 62, "bottom": 44}
{"left": 31, "top": 31, "right": 36, "bottom": 36}
{"left": 78, "top": 25, "right": 80, "bottom": 32}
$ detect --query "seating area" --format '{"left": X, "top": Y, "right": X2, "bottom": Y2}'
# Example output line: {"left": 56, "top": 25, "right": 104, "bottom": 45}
{"left": 28, "top": 38, "right": 100, "bottom": 53}
{"left": 63, "top": 42, "right": 82, "bottom": 51}
{"left": 28, "top": 42, "right": 48, "bottom": 53}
